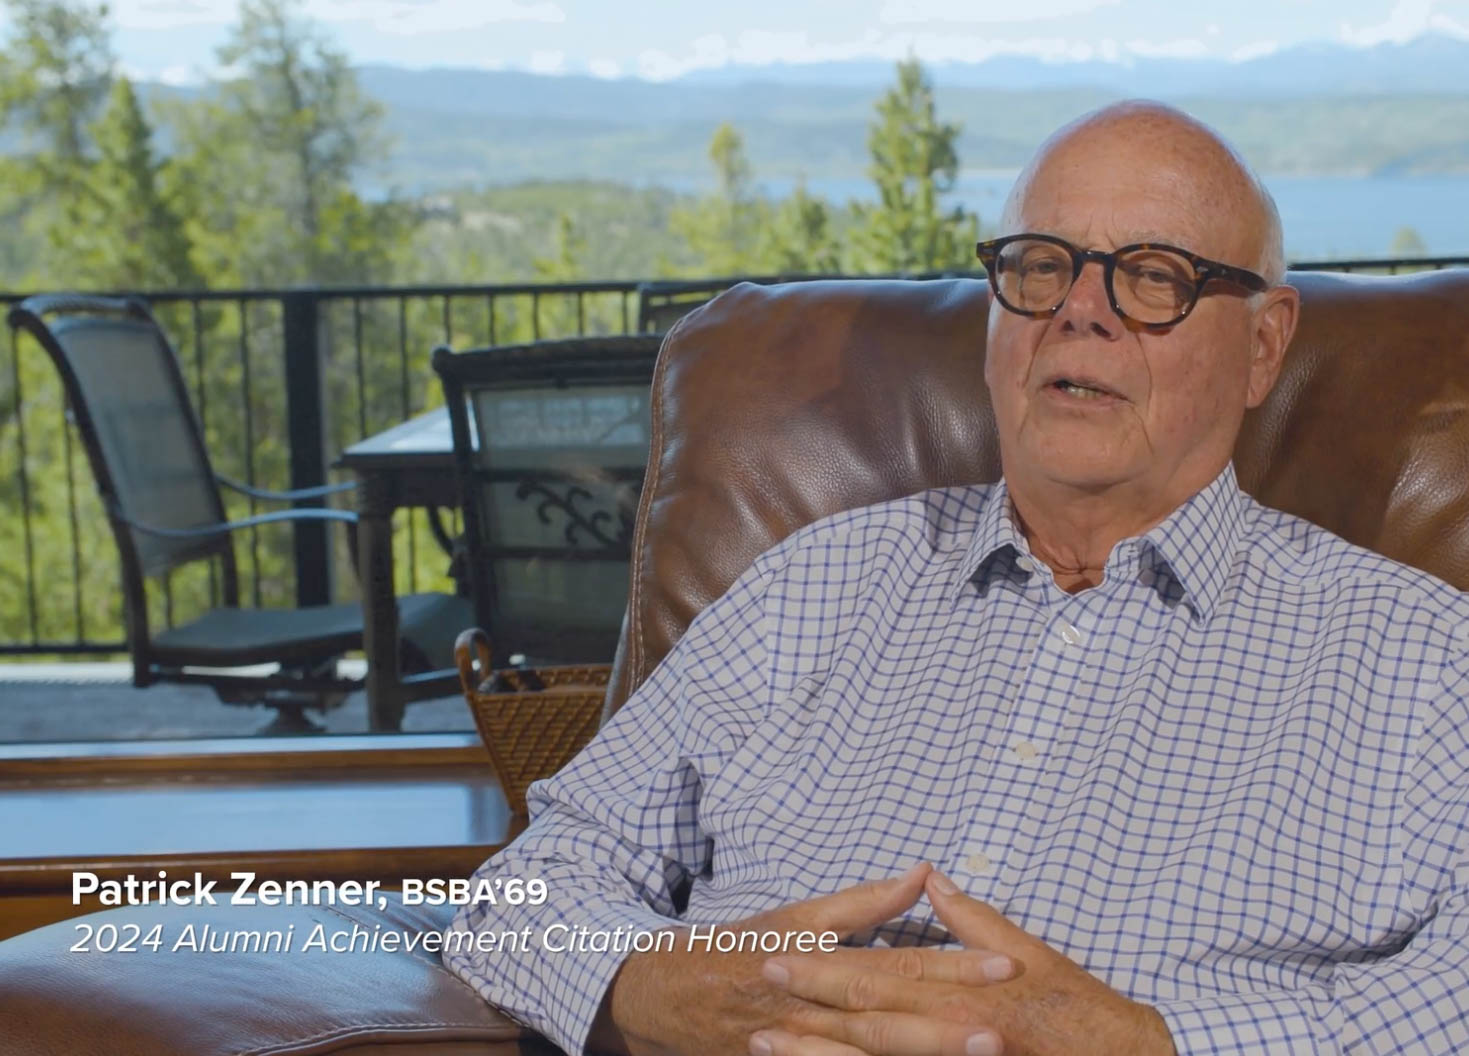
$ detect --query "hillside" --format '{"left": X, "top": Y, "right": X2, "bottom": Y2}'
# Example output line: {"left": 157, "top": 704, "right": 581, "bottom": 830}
{"left": 70, "top": 33, "right": 1469, "bottom": 194}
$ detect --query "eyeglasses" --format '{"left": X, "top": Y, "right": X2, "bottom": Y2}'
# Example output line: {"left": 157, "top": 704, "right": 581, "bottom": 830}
{"left": 975, "top": 233, "right": 1269, "bottom": 329}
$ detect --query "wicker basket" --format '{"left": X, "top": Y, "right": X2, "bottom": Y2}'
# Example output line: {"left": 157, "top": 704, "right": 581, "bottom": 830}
{"left": 454, "top": 628, "right": 610, "bottom": 816}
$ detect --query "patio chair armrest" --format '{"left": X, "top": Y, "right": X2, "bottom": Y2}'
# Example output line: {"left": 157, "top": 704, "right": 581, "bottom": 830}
{"left": 215, "top": 474, "right": 356, "bottom": 502}
{"left": 118, "top": 507, "right": 359, "bottom": 540}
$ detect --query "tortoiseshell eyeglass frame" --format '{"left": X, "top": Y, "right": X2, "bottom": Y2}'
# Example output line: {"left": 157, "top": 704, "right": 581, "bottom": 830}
{"left": 975, "top": 233, "right": 1271, "bottom": 330}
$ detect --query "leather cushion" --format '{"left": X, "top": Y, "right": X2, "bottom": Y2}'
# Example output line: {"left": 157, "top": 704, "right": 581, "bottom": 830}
{"left": 607, "top": 270, "right": 1469, "bottom": 715}
{"left": 0, "top": 898, "right": 531, "bottom": 1055}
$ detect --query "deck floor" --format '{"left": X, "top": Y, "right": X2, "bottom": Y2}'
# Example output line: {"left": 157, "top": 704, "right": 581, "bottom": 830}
{"left": 0, "top": 662, "right": 475, "bottom": 743}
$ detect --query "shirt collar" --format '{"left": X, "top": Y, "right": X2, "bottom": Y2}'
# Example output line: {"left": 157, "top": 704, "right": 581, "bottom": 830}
{"left": 953, "top": 463, "right": 1246, "bottom": 623}
{"left": 1137, "top": 462, "right": 1245, "bottom": 624}
{"left": 953, "top": 476, "right": 1029, "bottom": 597}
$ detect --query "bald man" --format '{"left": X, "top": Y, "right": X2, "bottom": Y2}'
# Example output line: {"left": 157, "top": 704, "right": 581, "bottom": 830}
{"left": 446, "top": 103, "right": 1469, "bottom": 1056}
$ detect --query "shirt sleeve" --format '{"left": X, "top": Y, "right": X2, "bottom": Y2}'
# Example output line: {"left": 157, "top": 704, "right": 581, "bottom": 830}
{"left": 1156, "top": 649, "right": 1469, "bottom": 1056}
{"left": 442, "top": 548, "right": 780, "bottom": 1055}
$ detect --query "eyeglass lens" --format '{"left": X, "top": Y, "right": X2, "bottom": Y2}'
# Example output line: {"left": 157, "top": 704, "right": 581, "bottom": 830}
{"left": 995, "top": 239, "right": 1196, "bottom": 325}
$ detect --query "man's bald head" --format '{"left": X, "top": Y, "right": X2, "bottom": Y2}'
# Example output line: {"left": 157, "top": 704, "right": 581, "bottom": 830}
{"left": 1001, "top": 101, "right": 1284, "bottom": 285}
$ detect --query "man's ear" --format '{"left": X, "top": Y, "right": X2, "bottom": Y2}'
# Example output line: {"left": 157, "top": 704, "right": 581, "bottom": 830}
{"left": 1245, "top": 283, "right": 1300, "bottom": 409}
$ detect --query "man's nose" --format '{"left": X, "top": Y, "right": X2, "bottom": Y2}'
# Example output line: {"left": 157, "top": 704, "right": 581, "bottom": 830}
{"left": 1053, "top": 259, "right": 1122, "bottom": 339}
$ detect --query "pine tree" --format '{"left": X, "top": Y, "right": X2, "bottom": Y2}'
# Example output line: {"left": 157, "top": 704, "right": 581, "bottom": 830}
{"left": 528, "top": 212, "right": 596, "bottom": 336}
{"left": 757, "top": 179, "right": 840, "bottom": 275}
{"left": 848, "top": 57, "right": 977, "bottom": 274}
{"left": 0, "top": 0, "right": 114, "bottom": 286}
{"left": 165, "top": 0, "right": 399, "bottom": 286}
{"left": 0, "top": 0, "right": 112, "bottom": 165}
{"left": 670, "top": 123, "right": 770, "bottom": 276}
{"left": 1390, "top": 226, "right": 1427, "bottom": 257}
{"left": 51, "top": 76, "right": 200, "bottom": 289}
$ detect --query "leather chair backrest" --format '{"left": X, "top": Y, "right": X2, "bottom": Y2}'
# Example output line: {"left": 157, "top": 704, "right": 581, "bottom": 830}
{"left": 606, "top": 271, "right": 1469, "bottom": 717}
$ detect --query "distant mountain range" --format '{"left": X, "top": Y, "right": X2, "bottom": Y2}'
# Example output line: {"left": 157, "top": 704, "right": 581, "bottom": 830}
{"left": 15, "top": 33, "right": 1469, "bottom": 194}
{"left": 349, "top": 31, "right": 1469, "bottom": 123}
{"left": 679, "top": 32, "right": 1469, "bottom": 95}
{"left": 344, "top": 33, "right": 1469, "bottom": 194}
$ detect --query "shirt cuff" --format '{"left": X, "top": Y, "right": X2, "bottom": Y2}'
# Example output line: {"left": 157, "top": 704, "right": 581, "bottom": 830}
{"left": 534, "top": 901, "right": 684, "bottom": 1056}
{"left": 1154, "top": 990, "right": 1323, "bottom": 1056}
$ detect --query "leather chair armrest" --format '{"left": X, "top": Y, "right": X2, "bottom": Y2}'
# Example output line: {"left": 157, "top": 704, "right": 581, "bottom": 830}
{"left": 0, "top": 898, "right": 549, "bottom": 1055}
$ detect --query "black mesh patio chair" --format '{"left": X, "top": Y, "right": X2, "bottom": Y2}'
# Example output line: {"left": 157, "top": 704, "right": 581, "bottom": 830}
{"left": 635, "top": 279, "right": 744, "bottom": 333}
{"left": 8, "top": 294, "right": 470, "bottom": 732}
{"left": 432, "top": 335, "right": 661, "bottom": 671}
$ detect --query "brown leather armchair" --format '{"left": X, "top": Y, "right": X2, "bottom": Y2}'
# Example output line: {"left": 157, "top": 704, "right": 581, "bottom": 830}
{"left": 2, "top": 273, "right": 1466, "bottom": 1055}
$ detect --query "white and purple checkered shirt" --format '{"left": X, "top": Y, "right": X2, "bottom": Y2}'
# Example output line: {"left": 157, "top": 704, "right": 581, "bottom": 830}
{"left": 446, "top": 464, "right": 1469, "bottom": 1055}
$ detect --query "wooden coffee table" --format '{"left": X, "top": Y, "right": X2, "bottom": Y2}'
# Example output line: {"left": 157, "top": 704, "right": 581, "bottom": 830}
{"left": 0, "top": 734, "right": 514, "bottom": 940}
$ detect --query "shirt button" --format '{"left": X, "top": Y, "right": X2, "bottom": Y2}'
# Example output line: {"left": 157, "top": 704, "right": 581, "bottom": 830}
{"left": 1015, "top": 556, "right": 1036, "bottom": 573}
{"left": 1059, "top": 623, "right": 1083, "bottom": 646}
{"left": 1011, "top": 741, "right": 1040, "bottom": 764}
{"left": 963, "top": 852, "right": 995, "bottom": 876}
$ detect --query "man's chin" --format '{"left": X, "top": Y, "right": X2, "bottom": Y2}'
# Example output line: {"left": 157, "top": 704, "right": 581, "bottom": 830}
{"left": 1014, "top": 448, "right": 1141, "bottom": 494}
{"left": 1040, "top": 471, "right": 1136, "bottom": 495}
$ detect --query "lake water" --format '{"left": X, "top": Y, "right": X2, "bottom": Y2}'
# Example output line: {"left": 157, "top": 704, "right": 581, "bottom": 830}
{"left": 752, "top": 173, "right": 1469, "bottom": 261}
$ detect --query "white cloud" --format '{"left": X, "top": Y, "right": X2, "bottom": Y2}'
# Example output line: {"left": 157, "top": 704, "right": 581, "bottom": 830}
{"left": 1124, "top": 37, "right": 1208, "bottom": 58}
{"left": 633, "top": 29, "right": 1224, "bottom": 80}
{"left": 154, "top": 62, "right": 207, "bottom": 84}
{"left": 527, "top": 48, "right": 565, "bottom": 73}
{"left": 317, "top": 0, "right": 564, "bottom": 33}
{"left": 104, "top": 0, "right": 565, "bottom": 33}
{"left": 1428, "top": 11, "right": 1469, "bottom": 36}
{"left": 311, "top": 0, "right": 564, "bottom": 24}
{"left": 119, "top": 59, "right": 214, "bottom": 84}
{"left": 106, "top": 0, "right": 232, "bottom": 30}
{"left": 1231, "top": 38, "right": 1280, "bottom": 60}
{"left": 1338, "top": 0, "right": 1434, "bottom": 45}
{"left": 637, "top": 32, "right": 735, "bottom": 80}
{"left": 735, "top": 29, "right": 820, "bottom": 60}
{"left": 87, "top": 0, "right": 1469, "bottom": 85}
{"left": 634, "top": 51, "right": 683, "bottom": 80}
{"left": 726, "top": 28, "right": 895, "bottom": 65}
{"left": 879, "top": 0, "right": 1121, "bottom": 24}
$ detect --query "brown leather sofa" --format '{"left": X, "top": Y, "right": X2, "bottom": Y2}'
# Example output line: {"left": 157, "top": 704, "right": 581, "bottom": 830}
{"left": 2, "top": 272, "right": 1467, "bottom": 1055}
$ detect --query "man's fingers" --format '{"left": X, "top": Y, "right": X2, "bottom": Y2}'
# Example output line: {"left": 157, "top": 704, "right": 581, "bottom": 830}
{"left": 923, "top": 873, "right": 1042, "bottom": 957}
{"left": 764, "top": 863, "right": 933, "bottom": 939}
{"left": 750, "top": 1028, "right": 870, "bottom": 1056}
{"left": 770, "top": 947, "right": 1018, "bottom": 989}
{"left": 765, "top": 956, "right": 1006, "bottom": 1020}
{"left": 794, "top": 1007, "right": 1004, "bottom": 1056}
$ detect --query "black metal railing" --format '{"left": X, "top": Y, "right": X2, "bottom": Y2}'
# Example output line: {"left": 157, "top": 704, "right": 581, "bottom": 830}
{"left": 1288, "top": 256, "right": 1469, "bottom": 273}
{"left": 0, "top": 279, "right": 662, "bottom": 656}
{"left": 2, "top": 257, "right": 1466, "bottom": 656}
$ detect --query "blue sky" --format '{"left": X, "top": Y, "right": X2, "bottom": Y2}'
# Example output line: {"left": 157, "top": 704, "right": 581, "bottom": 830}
{"left": 6, "top": 0, "right": 1469, "bottom": 83}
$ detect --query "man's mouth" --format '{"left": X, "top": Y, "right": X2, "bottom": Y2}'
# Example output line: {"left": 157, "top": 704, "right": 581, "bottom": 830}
{"left": 1049, "top": 378, "right": 1119, "bottom": 400}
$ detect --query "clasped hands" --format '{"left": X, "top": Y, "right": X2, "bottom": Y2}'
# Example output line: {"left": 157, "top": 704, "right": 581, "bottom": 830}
{"left": 596, "top": 863, "right": 1175, "bottom": 1056}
